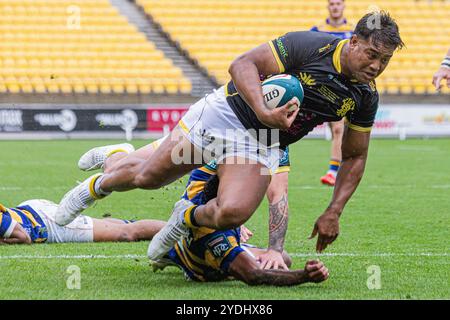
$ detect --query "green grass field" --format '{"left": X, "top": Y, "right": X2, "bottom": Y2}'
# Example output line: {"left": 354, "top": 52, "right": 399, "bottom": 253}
{"left": 0, "top": 138, "right": 449, "bottom": 300}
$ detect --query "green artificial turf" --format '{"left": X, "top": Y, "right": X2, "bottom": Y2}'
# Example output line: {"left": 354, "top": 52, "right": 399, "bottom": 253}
{"left": 0, "top": 138, "right": 448, "bottom": 299}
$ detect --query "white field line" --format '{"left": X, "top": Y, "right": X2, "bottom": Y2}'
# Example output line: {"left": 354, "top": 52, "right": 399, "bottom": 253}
{"left": 290, "top": 184, "right": 450, "bottom": 190}
{"left": 0, "top": 253, "right": 448, "bottom": 260}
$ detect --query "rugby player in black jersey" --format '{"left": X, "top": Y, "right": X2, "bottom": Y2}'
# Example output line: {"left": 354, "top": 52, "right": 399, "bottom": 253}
{"left": 55, "top": 12, "right": 404, "bottom": 260}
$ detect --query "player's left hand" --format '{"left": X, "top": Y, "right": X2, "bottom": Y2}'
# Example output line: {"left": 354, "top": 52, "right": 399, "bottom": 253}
{"left": 240, "top": 225, "right": 253, "bottom": 243}
{"left": 432, "top": 67, "right": 450, "bottom": 90}
{"left": 309, "top": 211, "right": 340, "bottom": 253}
{"left": 256, "top": 249, "right": 289, "bottom": 270}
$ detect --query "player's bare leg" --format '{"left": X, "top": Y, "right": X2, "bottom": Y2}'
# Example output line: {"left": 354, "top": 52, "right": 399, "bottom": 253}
{"left": 55, "top": 126, "right": 202, "bottom": 226}
{"left": 92, "top": 218, "right": 166, "bottom": 242}
{"left": 192, "top": 158, "right": 271, "bottom": 229}
{"left": 103, "top": 140, "right": 163, "bottom": 173}
{"left": 99, "top": 127, "right": 201, "bottom": 192}
{"left": 147, "top": 157, "right": 271, "bottom": 260}
{"left": 321, "top": 119, "right": 344, "bottom": 186}
{"left": 78, "top": 143, "right": 135, "bottom": 171}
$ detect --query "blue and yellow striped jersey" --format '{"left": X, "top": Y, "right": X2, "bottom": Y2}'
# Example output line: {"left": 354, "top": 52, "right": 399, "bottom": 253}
{"left": 311, "top": 18, "right": 353, "bottom": 40}
{"left": 0, "top": 203, "right": 48, "bottom": 243}
{"left": 181, "top": 161, "right": 217, "bottom": 206}
{"left": 167, "top": 227, "right": 244, "bottom": 282}
{"left": 171, "top": 161, "right": 244, "bottom": 281}
{"left": 172, "top": 149, "right": 291, "bottom": 281}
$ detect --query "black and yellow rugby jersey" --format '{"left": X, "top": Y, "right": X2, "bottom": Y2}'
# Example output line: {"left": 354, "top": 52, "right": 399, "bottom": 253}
{"left": 226, "top": 31, "right": 379, "bottom": 148}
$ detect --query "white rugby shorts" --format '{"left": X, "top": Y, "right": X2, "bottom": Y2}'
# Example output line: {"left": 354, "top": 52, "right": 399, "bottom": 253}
{"left": 18, "top": 199, "right": 94, "bottom": 243}
{"left": 178, "top": 86, "right": 280, "bottom": 174}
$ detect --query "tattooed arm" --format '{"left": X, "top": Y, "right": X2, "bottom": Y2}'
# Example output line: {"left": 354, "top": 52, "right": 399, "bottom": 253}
{"left": 257, "top": 172, "right": 290, "bottom": 270}
{"left": 268, "top": 192, "right": 289, "bottom": 252}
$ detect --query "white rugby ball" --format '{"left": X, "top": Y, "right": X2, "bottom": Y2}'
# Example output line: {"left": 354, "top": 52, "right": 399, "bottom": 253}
{"left": 262, "top": 74, "right": 304, "bottom": 110}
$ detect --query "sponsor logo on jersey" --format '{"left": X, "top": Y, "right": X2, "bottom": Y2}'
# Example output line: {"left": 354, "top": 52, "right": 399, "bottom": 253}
{"left": 337, "top": 98, "right": 356, "bottom": 117}
{"left": 276, "top": 38, "right": 288, "bottom": 58}
{"left": 299, "top": 72, "right": 316, "bottom": 86}
{"left": 318, "top": 44, "right": 332, "bottom": 53}
{"left": 318, "top": 85, "right": 340, "bottom": 103}
{"left": 328, "top": 74, "right": 349, "bottom": 90}
{"left": 207, "top": 235, "right": 231, "bottom": 258}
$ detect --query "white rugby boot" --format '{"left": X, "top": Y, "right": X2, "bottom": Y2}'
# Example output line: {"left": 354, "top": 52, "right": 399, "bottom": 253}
{"left": 55, "top": 173, "right": 106, "bottom": 226}
{"left": 78, "top": 143, "right": 135, "bottom": 171}
{"left": 151, "top": 257, "right": 179, "bottom": 272}
{"left": 147, "top": 199, "right": 193, "bottom": 261}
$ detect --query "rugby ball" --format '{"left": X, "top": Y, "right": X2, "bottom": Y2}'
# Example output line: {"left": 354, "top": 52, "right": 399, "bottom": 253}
{"left": 262, "top": 74, "right": 304, "bottom": 110}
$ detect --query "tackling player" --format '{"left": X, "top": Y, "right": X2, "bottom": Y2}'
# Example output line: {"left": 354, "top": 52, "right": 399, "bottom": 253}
{"left": 55, "top": 12, "right": 404, "bottom": 262}
{"left": 311, "top": 0, "right": 354, "bottom": 186}
{"left": 151, "top": 174, "right": 329, "bottom": 285}
{"left": 0, "top": 199, "right": 165, "bottom": 244}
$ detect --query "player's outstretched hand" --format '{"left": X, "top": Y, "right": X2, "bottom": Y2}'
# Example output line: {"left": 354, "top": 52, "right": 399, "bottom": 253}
{"left": 256, "top": 249, "right": 289, "bottom": 271}
{"left": 304, "top": 260, "right": 329, "bottom": 283}
{"left": 260, "top": 98, "right": 300, "bottom": 130}
{"left": 309, "top": 211, "right": 340, "bottom": 253}
{"left": 240, "top": 225, "right": 253, "bottom": 243}
{"left": 432, "top": 67, "right": 450, "bottom": 91}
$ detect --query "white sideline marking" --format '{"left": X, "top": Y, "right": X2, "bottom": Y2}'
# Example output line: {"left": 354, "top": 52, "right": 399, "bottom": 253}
{"left": 0, "top": 187, "right": 22, "bottom": 191}
{"left": 0, "top": 253, "right": 447, "bottom": 260}
{"left": 290, "top": 253, "right": 449, "bottom": 257}
{"left": 291, "top": 184, "right": 450, "bottom": 190}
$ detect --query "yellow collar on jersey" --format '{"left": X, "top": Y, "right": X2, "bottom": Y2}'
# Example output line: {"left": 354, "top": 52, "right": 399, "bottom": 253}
{"left": 333, "top": 39, "right": 349, "bottom": 73}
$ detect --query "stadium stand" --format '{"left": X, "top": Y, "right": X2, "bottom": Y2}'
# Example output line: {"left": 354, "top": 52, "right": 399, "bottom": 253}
{"left": 137, "top": 0, "right": 450, "bottom": 95}
{"left": 0, "top": 0, "right": 192, "bottom": 95}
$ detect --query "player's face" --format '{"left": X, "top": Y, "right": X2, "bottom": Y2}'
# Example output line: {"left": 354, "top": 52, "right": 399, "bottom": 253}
{"left": 328, "top": 0, "right": 345, "bottom": 19}
{"left": 347, "top": 36, "right": 394, "bottom": 84}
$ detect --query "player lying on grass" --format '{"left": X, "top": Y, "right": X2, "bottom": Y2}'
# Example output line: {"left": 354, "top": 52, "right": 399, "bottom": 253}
{"left": 75, "top": 140, "right": 292, "bottom": 270}
{"left": 151, "top": 174, "right": 328, "bottom": 285}
{"left": 0, "top": 199, "right": 165, "bottom": 244}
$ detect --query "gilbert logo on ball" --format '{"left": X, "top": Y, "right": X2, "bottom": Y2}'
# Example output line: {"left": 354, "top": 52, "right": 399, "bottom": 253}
{"left": 262, "top": 74, "right": 304, "bottom": 111}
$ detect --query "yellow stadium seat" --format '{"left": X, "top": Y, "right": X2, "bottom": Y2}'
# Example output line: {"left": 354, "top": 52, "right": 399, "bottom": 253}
{"left": 135, "top": 0, "right": 450, "bottom": 94}
{"left": 0, "top": 0, "right": 191, "bottom": 94}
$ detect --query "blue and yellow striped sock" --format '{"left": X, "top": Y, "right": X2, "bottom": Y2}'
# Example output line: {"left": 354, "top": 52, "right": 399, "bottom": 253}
{"left": 328, "top": 159, "right": 341, "bottom": 176}
{"left": 183, "top": 205, "right": 200, "bottom": 228}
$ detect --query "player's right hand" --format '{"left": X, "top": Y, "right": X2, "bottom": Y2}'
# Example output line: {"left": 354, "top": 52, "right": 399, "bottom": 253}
{"left": 259, "top": 98, "right": 300, "bottom": 130}
{"left": 432, "top": 67, "right": 450, "bottom": 91}
{"left": 304, "top": 260, "right": 329, "bottom": 283}
{"left": 256, "top": 249, "right": 289, "bottom": 271}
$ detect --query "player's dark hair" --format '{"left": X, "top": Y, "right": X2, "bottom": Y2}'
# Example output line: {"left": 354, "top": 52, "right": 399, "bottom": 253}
{"left": 203, "top": 175, "right": 219, "bottom": 202}
{"left": 354, "top": 11, "right": 404, "bottom": 50}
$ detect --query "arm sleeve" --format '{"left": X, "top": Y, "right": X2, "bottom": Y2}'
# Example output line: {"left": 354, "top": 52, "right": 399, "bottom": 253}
{"left": 269, "top": 31, "right": 336, "bottom": 73}
{"left": 0, "top": 214, "right": 17, "bottom": 238}
{"left": 346, "top": 92, "right": 379, "bottom": 132}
